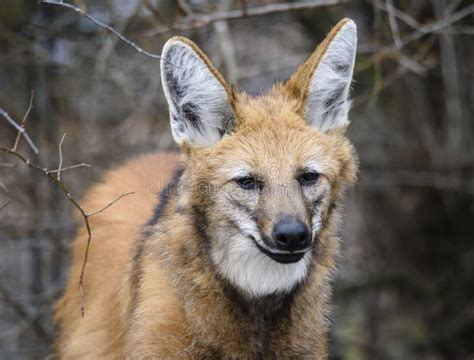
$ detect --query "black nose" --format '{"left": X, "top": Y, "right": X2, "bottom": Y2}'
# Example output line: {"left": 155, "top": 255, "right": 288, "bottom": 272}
{"left": 272, "top": 216, "right": 310, "bottom": 252}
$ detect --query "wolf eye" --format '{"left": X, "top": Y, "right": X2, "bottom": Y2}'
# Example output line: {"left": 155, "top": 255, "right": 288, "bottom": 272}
{"left": 298, "top": 171, "right": 319, "bottom": 186}
{"left": 234, "top": 176, "right": 260, "bottom": 190}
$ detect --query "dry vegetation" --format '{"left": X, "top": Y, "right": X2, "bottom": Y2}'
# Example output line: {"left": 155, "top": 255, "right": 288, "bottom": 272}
{"left": 0, "top": 0, "right": 473, "bottom": 358}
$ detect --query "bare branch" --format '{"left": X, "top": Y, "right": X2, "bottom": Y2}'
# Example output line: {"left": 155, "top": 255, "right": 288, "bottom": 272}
{"left": 13, "top": 90, "right": 35, "bottom": 152}
{"left": 177, "top": 0, "right": 193, "bottom": 16}
{"left": 1, "top": 182, "right": 10, "bottom": 194}
{"left": 57, "top": 133, "right": 67, "bottom": 181}
{"left": 0, "top": 162, "right": 16, "bottom": 168}
{"left": 432, "top": 0, "right": 464, "bottom": 155}
{"left": 146, "top": 0, "right": 348, "bottom": 35}
{"left": 353, "top": 36, "right": 437, "bottom": 107}
{"left": 40, "top": 0, "right": 162, "bottom": 60}
{"left": 240, "top": 0, "right": 249, "bottom": 16}
{"left": 0, "top": 182, "right": 27, "bottom": 209}
{"left": 195, "top": 0, "right": 347, "bottom": 22}
{"left": 46, "top": 163, "right": 91, "bottom": 174}
{"left": 0, "top": 102, "right": 38, "bottom": 154}
{"left": 1, "top": 106, "right": 134, "bottom": 317}
{"left": 394, "top": 53, "right": 430, "bottom": 75}
{"left": 213, "top": 0, "right": 239, "bottom": 83}
{"left": 372, "top": 0, "right": 420, "bottom": 29}
{"left": 78, "top": 191, "right": 134, "bottom": 315}
{"left": 86, "top": 192, "right": 135, "bottom": 218}
{"left": 357, "top": 3, "right": 473, "bottom": 80}
{"left": 0, "top": 284, "right": 52, "bottom": 341}
{"left": 1, "top": 145, "right": 134, "bottom": 316}
{"left": 375, "top": 0, "right": 474, "bottom": 36}
{"left": 0, "top": 146, "right": 87, "bottom": 219}
{"left": 385, "top": 0, "right": 403, "bottom": 48}
{"left": 398, "top": 3, "right": 474, "bottom": 47}
{"left": 442, "top": 25, "right": 474, "bottom": 35}
{"left": 1, "top": 183, "right": 12, "bottom": 211}
{"left": 0, "top": 200, "right": 12, "bottom": 211}
{"left": 365, "top": 3, "right": 474, "bottom": 63}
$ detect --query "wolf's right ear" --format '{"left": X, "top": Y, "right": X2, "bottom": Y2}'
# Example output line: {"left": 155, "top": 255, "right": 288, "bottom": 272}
{"left": 161, "top": 37, "right": 235, "bottom": 147}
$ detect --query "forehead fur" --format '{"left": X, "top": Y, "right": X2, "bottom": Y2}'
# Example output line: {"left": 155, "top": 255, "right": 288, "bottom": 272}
{"left": 187, "top": 89, "right": 357, "bottom": 186}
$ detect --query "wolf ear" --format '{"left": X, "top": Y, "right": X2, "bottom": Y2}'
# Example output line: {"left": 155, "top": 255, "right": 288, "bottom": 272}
{"left": 285, "top": 19, "right": 357, "bottom": 133}
{"left": 161, "top": 37, "right": 235, "bottom": 147}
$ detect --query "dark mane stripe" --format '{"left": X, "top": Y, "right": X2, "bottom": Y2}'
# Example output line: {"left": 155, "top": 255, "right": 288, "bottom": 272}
{"left": 146, "top": 167, "right": 184, "bottom": 226}
{"left": 128, "top": 166, "right": 184, "bottom": 318}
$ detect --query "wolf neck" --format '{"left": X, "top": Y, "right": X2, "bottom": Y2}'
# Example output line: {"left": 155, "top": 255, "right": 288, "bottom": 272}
{"left": 148, "top": 172, "right": 332, "bottom": 356}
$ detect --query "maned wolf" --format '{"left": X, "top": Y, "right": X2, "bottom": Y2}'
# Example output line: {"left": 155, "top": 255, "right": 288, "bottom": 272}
{"left": 55, "top": 18, "right": 358, "bottom": 359}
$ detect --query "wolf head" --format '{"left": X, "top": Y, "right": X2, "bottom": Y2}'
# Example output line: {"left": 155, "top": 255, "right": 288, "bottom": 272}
{"left": 161, "top": 19, "right": 358, "bottom": 298}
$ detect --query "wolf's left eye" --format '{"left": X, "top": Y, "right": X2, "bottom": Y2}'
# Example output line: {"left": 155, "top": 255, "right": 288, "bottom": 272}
{"left": 298, "top": 171, "right": 319, "bottom": 186}
{"left": 234, "top": 176, "right": 260, "bottom": 190}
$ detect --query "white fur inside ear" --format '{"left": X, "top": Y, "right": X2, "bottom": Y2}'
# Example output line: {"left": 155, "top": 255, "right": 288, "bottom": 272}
{"left": 306, "top": 20, "right": 357, "bottom": 132}
{"left": 161, "top": 40, "right": 234, "bottom": 146}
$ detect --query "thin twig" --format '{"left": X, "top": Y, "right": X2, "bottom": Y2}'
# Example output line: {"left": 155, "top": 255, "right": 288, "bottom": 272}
{"left": 395, "top": 53, "right": 429, "bottom": 75}
{"left": 46, "top": 163, "right": 91, "bottom": 174}
{"left": 177, "top": 0, "right": 193, "bottom": 16}
{"left": 86, "top": 192, "right": 135, "bottom": 217}
{"left": 185, "top": 0, "right": 347, "bottom": 24}
{"left": 240, "top": 0, "right": 249, "bottom": 16}
{"left": 366, "top": 3, "right": 474, "bottom": 58}
{"left": 0, "top": 162, "right": 16, "bottom": 168}
{"left": 1, "top": 105, "right": 134, "bottom": 317}
{"left": 0, "top": 182, "right": 12, "bottom": 211}
{"left": 397, "top": 3, "right": 474, "bottom": 48}
{"left": 0, "top": 181, "right": 27, "bottom": 208}
{"left": 359, "top": 4, "right": 473, "bottom": 76}
{"left": 372, "top": 0, "right": 420, "bottom": 29}
{"left": 40, "top": 0, "right": 162, "bottom": 60}
{"left": 385, "top": 0, "right": 403, "bottom": 48}
{"left": 57, "top": 133, "right": 67, "bottom": 181}
{"left": 0, "top": 183, "right": 8, "bottom": 195}
{"left": 0, "top": 284, "right": 52, "bottom": 341}
{"left": 0, "top": 146, "right": 88, "bottom": 221}
{"left": 375, "top": 0, "right": 473, "bottom": 37}
{"left": 77, "top": 191, "right": 134, "bottom": 315}
{"left": 146, "top": 0, "right": 348, "bottom": 35}
{"left": 353, "top": 35, "right": 437, "bottom": 107}
{"left": 0, "top": 106, "right": 38, "bottom": 154}
{"left": 0, "top": 200, "right": 12, "bottom": 211}
{"left": 13, "top": 90, "right": 35, "bottom": 152}
{"left": 213, "top": 0, "right": 239, "bottom": 83}
{"left": 1, "top": 145, "right": 134, "bottom": 316}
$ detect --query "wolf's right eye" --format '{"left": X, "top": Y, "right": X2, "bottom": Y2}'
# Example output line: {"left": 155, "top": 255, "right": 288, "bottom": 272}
{"left": 234, "top": 177, "right": 259, "bottom": 190}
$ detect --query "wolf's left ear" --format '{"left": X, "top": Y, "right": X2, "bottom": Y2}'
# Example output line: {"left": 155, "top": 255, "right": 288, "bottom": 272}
{"left": 161, "top": 37, "right": 235, "bottom": 147}
{"left": 285, "top": 19, "right": 357, "bottom": 133}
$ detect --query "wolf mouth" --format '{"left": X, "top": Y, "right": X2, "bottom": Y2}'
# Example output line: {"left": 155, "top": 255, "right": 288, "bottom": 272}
{"left": 250, "top": 236, "right": 306, "bottom": 264}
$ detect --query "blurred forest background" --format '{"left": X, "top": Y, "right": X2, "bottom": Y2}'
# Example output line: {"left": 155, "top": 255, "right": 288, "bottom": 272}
{"left": 1, "top": 0, "right": 473, "bottom": 359}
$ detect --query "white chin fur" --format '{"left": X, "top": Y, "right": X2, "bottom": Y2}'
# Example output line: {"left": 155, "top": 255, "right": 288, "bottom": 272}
{"left": 211, "top": 234, "right": 312, "bottom": 297}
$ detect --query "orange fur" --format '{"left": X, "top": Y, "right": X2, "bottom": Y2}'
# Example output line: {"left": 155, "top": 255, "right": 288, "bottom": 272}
{"left": 55, "top": 19, "right": 358, "bottom": 359}
{"left": 54, "top": 153, "right": 183, "bottom": 358}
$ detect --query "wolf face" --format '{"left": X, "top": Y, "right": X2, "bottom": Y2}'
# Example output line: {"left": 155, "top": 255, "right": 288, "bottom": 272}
{"left": 161, "top": 19, "right": 358, "bottom": 298}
